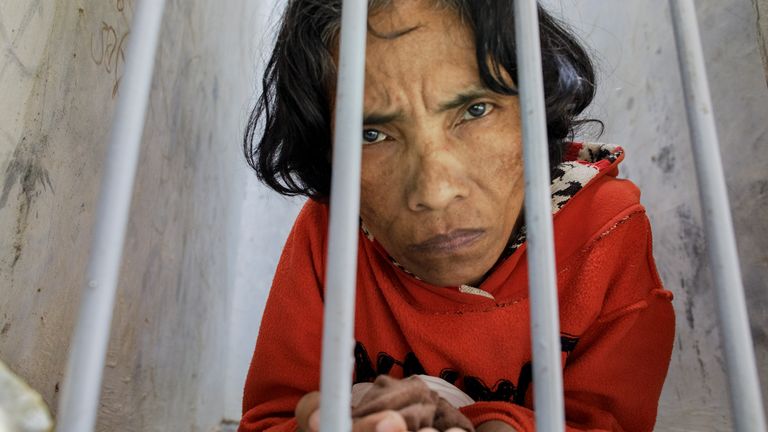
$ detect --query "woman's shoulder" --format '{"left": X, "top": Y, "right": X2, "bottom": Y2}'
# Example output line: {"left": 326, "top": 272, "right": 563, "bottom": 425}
{"left": 554, "top": 143, "right": 647, "bottom": 252}
{"left": 280, "top": 199, "right": 330, "bottom": 276}
{"left": 289, "top": 198, "right": 330, "bottom": 240}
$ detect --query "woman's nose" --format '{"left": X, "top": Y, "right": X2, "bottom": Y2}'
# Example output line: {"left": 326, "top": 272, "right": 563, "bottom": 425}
{"left": 406, "top": 144, "right": 470, "bottom": 212}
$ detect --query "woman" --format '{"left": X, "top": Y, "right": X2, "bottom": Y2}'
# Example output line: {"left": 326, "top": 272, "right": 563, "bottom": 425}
{"left": 239, "top": 1, "right": 675, "bottom": 431}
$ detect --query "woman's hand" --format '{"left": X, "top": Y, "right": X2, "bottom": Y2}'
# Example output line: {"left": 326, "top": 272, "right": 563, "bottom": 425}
{"left": 296, "top": 391, "right": 410, "bottom": 432}
{"left": 295, "top": 375, "right": 474, "bottom": 432}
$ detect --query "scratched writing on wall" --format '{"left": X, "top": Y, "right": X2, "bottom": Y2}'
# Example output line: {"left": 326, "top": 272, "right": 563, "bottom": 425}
{"left": 90, "top": 0, "right": 134, "bottom": 97}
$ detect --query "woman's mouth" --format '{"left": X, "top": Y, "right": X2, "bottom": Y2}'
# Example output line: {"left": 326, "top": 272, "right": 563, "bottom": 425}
{"left": 408, "top": 229, "right": 485, "bottom": 255}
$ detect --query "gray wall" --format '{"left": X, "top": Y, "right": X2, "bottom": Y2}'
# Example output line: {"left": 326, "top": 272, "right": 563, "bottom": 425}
{"left": 0, "top": 1, "right": 282, "bottom": 430}
{"left": 545, "top": 0, "right": 768, "bottom": 430}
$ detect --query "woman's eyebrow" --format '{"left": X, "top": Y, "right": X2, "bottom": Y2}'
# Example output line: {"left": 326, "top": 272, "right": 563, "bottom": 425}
{"left": 362, "top": 86, "right": 491, "bottom": 125}
{"left": 363, "top": 110, "right": 404, "bottom": 126}
{"left": 436, "top": 87, "right": 493, "bottom": 112}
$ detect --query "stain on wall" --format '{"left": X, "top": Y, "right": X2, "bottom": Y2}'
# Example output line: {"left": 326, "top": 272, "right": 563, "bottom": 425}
{"left": 756, "top": 0, "right": 768, "bottom": 85}
{"left": 545, "top": 0, "right": 768, "bottom": 430}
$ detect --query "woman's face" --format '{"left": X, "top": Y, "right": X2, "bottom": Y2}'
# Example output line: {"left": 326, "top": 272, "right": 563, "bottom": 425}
{"left": 358, "top": 1, "right": 525, "bottom": 287}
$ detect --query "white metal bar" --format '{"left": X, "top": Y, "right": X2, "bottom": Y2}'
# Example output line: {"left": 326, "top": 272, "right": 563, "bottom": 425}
{"left": 55, "top": 1, "right": 167, "bottom": 431}
{"left": 514, "top": 2, "right": 566, "bottom": 431}
{"left": 318, "top": 0, "right": 368, "bottom": 431}
{"left": 668, "top": 1, "right": 767, "bottom": 431}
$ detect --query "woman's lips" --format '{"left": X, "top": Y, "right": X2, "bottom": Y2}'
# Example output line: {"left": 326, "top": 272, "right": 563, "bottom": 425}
{"left": 408, "top": 229, "right": 485, "bottom": 254}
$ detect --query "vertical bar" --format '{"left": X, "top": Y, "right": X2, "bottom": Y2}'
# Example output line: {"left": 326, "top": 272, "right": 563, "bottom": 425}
{"left": 514, "top": 2, "right": 566, "bottom": 431}
{"left": 318, "top": 0, "right": 368, "bottom": 431}
{"left": 55, "top": 1, "right": 167, "bottom": 431}
{"left": 668, "top": 1, "right": 767, "bottom": 431}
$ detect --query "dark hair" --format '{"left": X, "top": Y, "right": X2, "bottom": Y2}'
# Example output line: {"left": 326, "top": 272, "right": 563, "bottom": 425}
{"left": 245, "top": 0, "right": 599, "bottom": 199}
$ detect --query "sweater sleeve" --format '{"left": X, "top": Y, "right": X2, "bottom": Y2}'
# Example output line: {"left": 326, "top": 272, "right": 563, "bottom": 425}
{"left": 460, "top": 211, "right": 675, "bottom": 432}
{"left": 239, "top": 202, "right": 327, "bottom": 432}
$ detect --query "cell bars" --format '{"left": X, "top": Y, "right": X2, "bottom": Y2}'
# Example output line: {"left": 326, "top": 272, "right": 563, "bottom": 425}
{"left": 55, "top": 0, "right": 168, "bottom": 431}
{"left": 513, "top": 1, "right": 567, "bottom": 431}
{"left": 668, "top": 1, "right": 767, "bottom": 431}
{"left": 51, "top": 0, "right": 766, "bottom": 431}
{"left": 317, "top": 0, "right": 368, "bottom": 430}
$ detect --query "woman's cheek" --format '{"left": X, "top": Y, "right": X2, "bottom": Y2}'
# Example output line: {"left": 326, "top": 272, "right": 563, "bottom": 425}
{"left": 360, "top": 160, "right": 394, "bottom": 231}
{"left": 359, "top": 178, "right": 381, "bottom": 223}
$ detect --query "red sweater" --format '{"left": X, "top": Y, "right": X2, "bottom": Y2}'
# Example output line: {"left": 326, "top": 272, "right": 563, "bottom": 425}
{"left": 240, "top": 143, "right": 675, "bottom": 432}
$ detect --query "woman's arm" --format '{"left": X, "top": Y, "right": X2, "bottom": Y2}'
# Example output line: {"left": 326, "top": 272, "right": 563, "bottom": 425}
{"left": 477, "top": 421, "right": 517, "bottom": 432}
{"left": 239, "top": 203, "right": 328, "bottom": 432}
{"left": 239, "top": 202, "right": 480, "bottom": 432}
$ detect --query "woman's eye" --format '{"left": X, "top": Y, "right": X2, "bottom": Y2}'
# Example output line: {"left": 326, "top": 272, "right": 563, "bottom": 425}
{"left": 362, "top": 129, "right": 388, "bottom": 144}
{"left": 462, "top": 103, "right": 492, "bottom": 121}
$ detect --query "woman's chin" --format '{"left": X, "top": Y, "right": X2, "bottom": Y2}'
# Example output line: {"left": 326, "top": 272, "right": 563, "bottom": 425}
{"left": 403, "top": 245, "right": 502, "bottom": 287}
{"left": 412, "top": 265, "right": 487, "bottom": 288}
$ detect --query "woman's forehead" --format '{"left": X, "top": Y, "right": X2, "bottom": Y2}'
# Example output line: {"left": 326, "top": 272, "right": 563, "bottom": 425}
{"left": 363, "top": 5, "right": 480, "bottom": 115}
{"left": 365, "top": 1, "right": 474, "bottom": 67}
{"left": 367, "top": 0, "right": 464, "bottom": 37}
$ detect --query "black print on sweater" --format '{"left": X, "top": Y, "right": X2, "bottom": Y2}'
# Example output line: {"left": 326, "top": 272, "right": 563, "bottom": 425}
{"left": 353, "top": 335, "right": 580, "bottom": 405}
{"left": 354, "top": 342, "right": 426, "bottom": 383}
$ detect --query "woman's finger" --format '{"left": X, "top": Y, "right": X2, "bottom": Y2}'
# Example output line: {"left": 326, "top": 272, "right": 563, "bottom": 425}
{"left": 398, "top": 402, "right": 437, "bottom": 430}
{"left": 353, "top": 410, "right": 408, "bottom": 432}
{"left": 295, "top": 392, "right": 321, "bottom": 432}
{"left": 352, "top": 375, "right": 438, "bottom": 418}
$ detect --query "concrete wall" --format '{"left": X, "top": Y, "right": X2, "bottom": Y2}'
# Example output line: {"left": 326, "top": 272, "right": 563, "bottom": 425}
{"left": 544, "top": 0, "right": 768, "bottom": 430}
{"left": 0, "top": 1, "right": 280, "bottom": 430}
